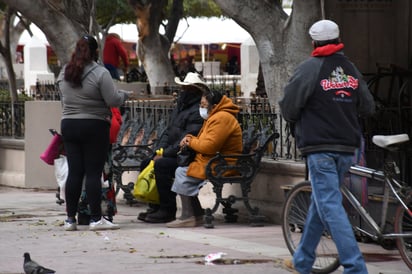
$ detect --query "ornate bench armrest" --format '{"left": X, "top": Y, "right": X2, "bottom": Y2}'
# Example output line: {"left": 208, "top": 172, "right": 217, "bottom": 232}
{"left": 205, "top": 153, "right": 258, "bottom": 184}
{"left": 112, "top": 143, "right": 154, "bottom": 167}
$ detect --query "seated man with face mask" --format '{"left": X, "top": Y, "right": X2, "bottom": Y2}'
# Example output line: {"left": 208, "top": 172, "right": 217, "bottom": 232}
{"left": 137, "top": 72, "right": 205, "bottom": 223}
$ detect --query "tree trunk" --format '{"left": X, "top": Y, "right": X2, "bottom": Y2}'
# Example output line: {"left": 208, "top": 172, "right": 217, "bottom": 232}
{"left": 0, "top": 7, "right": 19, "bottom": 103}
{"left": 0, "top": 8, "right": 30, "bottom": 101}
{"left": 129, "top": 0, "right": 176, "bottom": 94}
{"left": 164, "top": 0, "right": 183, "bottom": 44}
{"left": 2, "top": 0, "right": 93, "bottom": 64}
{"left": 214, "top": 0, "right": 322, "bottom": 109}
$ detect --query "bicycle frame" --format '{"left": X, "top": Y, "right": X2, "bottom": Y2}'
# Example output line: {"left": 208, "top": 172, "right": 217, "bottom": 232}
{"left": 281, "top": 134, "right": 412, "bottom": 272}
{"left": 346, "top": 164, "right": 412, "bottom": 240}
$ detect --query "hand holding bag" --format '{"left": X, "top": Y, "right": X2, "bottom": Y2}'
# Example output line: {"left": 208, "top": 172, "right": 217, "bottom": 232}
{"left": 133, "top": 160, "right": 159, "bottom": 204}
{"left": 40, "top": 131, "right": 64, "bottom": 165}
{"left": 176, "top": 145, "right": 196, "bottom": 167}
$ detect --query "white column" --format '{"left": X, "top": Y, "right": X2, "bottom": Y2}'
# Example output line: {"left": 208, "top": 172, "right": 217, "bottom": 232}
{"left": 240, "top": 37, "right": 259, "bottom": 98}
{"left": 23, "top": 36, "right": 55, "bottom": 94}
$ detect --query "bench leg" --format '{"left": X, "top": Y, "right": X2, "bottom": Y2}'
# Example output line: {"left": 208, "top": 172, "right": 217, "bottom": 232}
{"left": 222, "top": 196, "right": 239, "bottom": 223}
{"left": 204, "top": 198, "right": 239, "bottom": 227}
{"left": 240, "top": 182, "right": 265, "bottom": 227}
{"left": 203, "top": 208, "right": 215, "bottom": 229}
{"left": 204, "top": 182, "right": 266, "bottom": 227}
{"left": 111, "top": 168, "right": 138, "bottom": 206}
{"left": 204, "top": 183, "right": 225, "bottom": 229}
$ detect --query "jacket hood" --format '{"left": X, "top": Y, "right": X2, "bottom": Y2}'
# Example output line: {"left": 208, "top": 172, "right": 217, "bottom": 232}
{"left": 210, "top": 95, "right": 239, "bottom": 117}
{"left": 105, "top": 33, "right": 121, "bottom": 41}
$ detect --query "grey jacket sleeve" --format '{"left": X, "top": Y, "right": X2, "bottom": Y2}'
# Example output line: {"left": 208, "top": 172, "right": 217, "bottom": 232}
{"left": 98, "top": 69, "right": 129, "bottom": 107}
{"left": 279, "top": 58, "right": 321, "bottom": 122}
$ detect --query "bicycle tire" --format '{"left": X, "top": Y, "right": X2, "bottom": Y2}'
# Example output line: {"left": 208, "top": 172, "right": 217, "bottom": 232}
{"left": 281, "top": 181, "right": 340, "bottom": 273}
{"left": 394, "top": 194, "right": 412, "bottom": 270}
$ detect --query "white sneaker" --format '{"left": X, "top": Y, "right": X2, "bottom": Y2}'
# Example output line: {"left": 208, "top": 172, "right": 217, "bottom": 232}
{"left": 64, "top": 219, "right": 77, "bottom": 231}
{"left": 89, "top": 218, "right": 119, "bottom": 231}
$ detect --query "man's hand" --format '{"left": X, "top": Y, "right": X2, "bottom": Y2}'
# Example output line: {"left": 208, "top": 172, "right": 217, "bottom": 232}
{"left": 121, "top": 90, "right": 137, "bottom": 100}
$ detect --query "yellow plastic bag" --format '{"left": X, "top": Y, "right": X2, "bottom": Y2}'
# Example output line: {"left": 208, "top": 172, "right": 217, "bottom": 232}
{"left": 133, "top": 160, "right": 159, "bottom": 204}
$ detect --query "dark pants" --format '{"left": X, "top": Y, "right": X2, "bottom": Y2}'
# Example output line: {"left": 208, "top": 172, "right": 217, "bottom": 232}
{"left": 61, "top": 119, "right": 110, "bottom": 221}
{"left": 141, "top": 156, "right": 178, "bottom": 214}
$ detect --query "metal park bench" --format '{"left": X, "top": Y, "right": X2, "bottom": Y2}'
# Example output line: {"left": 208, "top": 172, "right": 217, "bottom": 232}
{"left": 111, "top": 101, "right": 279, "bottom": 225}
{"left": 111, "top": 110, "right": 168, "bottom": 205}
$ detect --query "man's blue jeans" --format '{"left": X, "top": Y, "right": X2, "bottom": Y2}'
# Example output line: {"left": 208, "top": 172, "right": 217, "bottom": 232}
{"left": 104, "top": 64, "right": 120, "bottom": 80}
{"left": 293, "top": 152, "right": 368, "bottom": 274}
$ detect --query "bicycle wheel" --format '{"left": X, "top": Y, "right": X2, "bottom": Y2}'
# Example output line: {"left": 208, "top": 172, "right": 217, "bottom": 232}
{"left": 281, "top": 181, "right": 340, "bottom": 273}
{"left": 394, "top": 194, "right": 412, "bottom": 270}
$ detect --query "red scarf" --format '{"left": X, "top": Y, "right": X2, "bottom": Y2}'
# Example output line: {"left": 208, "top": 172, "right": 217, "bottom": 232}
{"left": 311, "top": 43, "right": 344, "bottom": 57}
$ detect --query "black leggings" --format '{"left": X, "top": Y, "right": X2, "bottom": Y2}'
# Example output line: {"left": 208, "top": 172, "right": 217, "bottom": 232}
{"left": 61, "top": 119, "right": 110, "bottom": 221}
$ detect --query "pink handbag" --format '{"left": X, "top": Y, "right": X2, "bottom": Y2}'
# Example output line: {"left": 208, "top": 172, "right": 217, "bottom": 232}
{"left": 40, "top": 131, "right": 64, "bottom": 165}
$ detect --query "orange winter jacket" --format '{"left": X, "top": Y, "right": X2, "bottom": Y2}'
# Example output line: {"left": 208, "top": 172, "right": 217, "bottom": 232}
{"left": 185, "top": 95, "right": 242, "bottom": 179}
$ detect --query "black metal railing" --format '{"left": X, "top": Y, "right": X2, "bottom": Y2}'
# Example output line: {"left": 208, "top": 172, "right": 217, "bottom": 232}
{"left": 120, "top": 98, "right": 299, "bottom": 160}
{"left": 0, "top": 102, "right": 25, "bottom": 138}
{"left": 0, "top": 96, "right": 299, "bottom": 160}
{"left": 33, "top": 80, "right": 61, "bottom": 101}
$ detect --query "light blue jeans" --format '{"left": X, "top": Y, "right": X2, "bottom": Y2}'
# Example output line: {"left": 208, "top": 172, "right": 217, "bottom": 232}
{"left": 293, "top": 152, "right": 368, "bottom": 274}
{"left": 171, "top": 166, "right": 206, "bottom": 196}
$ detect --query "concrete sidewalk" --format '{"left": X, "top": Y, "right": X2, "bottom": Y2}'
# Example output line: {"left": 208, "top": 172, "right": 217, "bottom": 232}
{"left": 0, "top": 186, "right": 410, "bottom": 274}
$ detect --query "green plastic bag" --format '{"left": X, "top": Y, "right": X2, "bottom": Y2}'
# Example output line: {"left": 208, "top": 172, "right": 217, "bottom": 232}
{"left": 133, "top": 160, "right": 159, "bottom": 204}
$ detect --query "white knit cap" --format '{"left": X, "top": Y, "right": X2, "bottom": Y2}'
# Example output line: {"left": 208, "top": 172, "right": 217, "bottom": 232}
{"left": 309, "top": 20, "right": 339, "bottom": 41}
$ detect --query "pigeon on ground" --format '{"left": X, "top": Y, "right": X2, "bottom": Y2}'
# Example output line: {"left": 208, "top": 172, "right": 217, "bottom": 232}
{"left": 23, "top": 252, "right": 56, "bottom": 274}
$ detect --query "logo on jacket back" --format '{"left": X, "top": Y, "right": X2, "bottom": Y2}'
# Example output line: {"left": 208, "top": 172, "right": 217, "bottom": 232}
{"left": 320, "top": 66, "right": 358, "bottom": 98}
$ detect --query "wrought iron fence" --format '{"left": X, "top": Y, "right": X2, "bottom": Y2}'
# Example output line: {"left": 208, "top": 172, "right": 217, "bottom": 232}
{"left": 0, "top": 102, "right": 25, "bottom": 138}
{"left": 0, "top": 98, "right": 299, "bottom": 160}
{"left": 32, "top": 80, "right": 61, "bottom": 100}
{"left": 0, "top": 81, "right": 300, "bottom": 160}
{"left": 121, "top": 98, "right": 299, "bottom": 160}
{"left": 6, "top": 85, "right": 412, "bottom": 168}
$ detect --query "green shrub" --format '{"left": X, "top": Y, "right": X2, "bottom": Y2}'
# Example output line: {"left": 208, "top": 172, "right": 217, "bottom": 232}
{"left": 0, "top": 89, "right": 33, "bottom": 102}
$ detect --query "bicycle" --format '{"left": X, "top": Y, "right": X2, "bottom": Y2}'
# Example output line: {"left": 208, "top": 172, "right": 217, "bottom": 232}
{"left": 281, "top": 134, "right": 412, "bottom": 273}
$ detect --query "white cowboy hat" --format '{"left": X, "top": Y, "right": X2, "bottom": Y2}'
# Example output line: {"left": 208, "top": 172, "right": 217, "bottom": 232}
{"left": 175, "top": 72, "right": 207, "bottom": 86}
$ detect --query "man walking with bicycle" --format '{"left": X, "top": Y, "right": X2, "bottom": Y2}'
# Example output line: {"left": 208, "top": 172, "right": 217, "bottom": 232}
{"left": 279, "top": 19, "right": 375, "bottom": 273}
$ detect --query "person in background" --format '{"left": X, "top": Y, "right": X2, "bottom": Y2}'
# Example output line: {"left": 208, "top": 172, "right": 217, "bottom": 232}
{"left": 57, "top": 35, "right": 131, "bottom": 231}
{"left": 279, "top": 19, "right": 375, "bottom": 273}
{"left": 138, "top": 72, "right": 204, "bottom": 223}
{"left": 167, "top": 89, "right": 243, "bottom": 228}
{"left": 103, "top": 33, "right": 129, "bottom": 81}
{"left": 226, "top": 56, "right": 239, "bottom": 75}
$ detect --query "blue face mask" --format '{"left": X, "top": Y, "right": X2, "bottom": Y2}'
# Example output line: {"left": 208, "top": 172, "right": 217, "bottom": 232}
{"left": 199, "top": 107, "right": 209, "bottom": 120}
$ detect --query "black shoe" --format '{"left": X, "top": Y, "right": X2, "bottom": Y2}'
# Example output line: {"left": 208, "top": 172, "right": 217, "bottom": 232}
{"left": 144, "top": 209, "right": 176, "bottom": 223}
{"left": 137, "top": 207, "right": 158, "bottom": 222}
{"left": 78, "top": 213, "right": 90, "bottom": 225}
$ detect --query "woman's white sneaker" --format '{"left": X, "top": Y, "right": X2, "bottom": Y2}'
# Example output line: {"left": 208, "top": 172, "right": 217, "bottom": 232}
{"left": 89, "top": 218, "right": 119, "bottom": 231}
{"left": 64, "top": 219, "right": 77, "bottom": 231}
